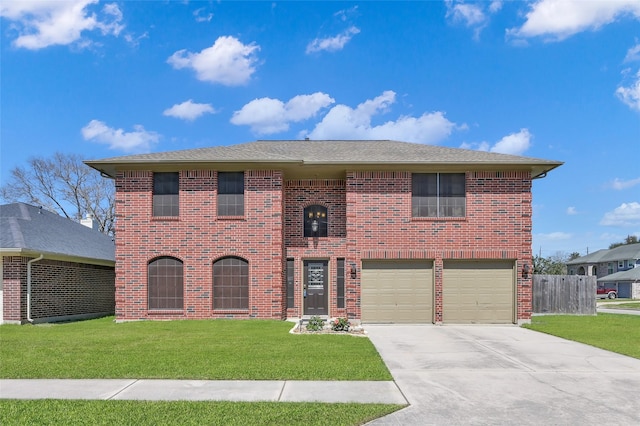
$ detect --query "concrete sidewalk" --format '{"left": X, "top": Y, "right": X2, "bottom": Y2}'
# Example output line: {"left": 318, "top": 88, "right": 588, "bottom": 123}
{"left": 0, "top": 379, "right": 408, "bottom": 404}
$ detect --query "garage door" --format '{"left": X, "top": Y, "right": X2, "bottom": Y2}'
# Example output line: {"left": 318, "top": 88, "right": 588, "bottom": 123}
{"left": 443, "top": 260, "right": 514, "bottom": 324}
{"left": 361, "top": 260, "right": 433, "bottom": 323}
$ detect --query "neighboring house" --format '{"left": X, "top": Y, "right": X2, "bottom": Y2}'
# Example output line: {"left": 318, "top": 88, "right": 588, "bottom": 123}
{"left": 0, "top": 203, "right": 115, "bottom": 324}
{"left": 568, "top": 243, "right": 640, "bottom": 299}
{"left": 86, "top": 140, "right": 562, "bottom": 325}
{"left": 597, "top": 268, "right": 640, "bottom": 299}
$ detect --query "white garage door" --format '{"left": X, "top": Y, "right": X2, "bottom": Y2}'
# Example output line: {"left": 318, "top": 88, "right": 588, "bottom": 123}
{"left": 443, "top": 260, "right": 515, "bottom": 324}
{"left": 361, "top": 260, "right": 433, "bottom": 323}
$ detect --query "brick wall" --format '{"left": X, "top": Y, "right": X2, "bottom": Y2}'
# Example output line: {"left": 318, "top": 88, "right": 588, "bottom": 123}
{"left": 284, "top": 179, "right": 347, "bottom": 318}
{"left": 115, "top": 169, "right": 284, "bottom": 321}
{"left": 115, "top": 168, "right": 533, "bottom": 322}
{"left": 2, "top": 256, "right": 27, "bottom": 322}
{"left": 2, "top": 256, "right": 114, "bottom": 323}
{"left": 346, "top": 171, "right": 533, "bottom": 321}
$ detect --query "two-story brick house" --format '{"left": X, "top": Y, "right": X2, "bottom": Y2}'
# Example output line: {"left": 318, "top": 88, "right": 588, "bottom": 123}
{"left": 86, "top": 140, "right": 562, "bottom": 324}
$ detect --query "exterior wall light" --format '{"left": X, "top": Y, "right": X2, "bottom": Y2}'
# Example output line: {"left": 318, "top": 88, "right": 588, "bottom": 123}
{"left": 350, "top": 264, "right": 357, "bottom": 279}
{"left": 523, "top": 263, "right": 530, "bottom": 279}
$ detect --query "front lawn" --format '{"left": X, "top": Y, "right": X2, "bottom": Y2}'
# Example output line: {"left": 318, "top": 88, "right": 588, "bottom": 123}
{"left": 524, "top": 313, "right": 640, "bottom": 359}
{"left": 0, "top": 317, "right": 392, "bottom": 380}
{"left": 0, "top": 400, "right": 404, "bottom": 426}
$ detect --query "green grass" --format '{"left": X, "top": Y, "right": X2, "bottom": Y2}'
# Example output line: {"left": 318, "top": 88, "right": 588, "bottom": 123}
{"left": 0, "top": 400, "right": 404, "bottom": 426}
{"left": 600, "top": 302, "right": 640, "bottom": 310}
{"left": 524, "top": 313, "right": 640, "bottom": 359}
{"left": 0, "top": 317, "right": 392, "bottom": 380}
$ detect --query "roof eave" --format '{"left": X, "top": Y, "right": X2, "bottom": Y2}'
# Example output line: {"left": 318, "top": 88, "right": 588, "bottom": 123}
{"left": 0, "top": 248, "right": 115, "bottom": 266}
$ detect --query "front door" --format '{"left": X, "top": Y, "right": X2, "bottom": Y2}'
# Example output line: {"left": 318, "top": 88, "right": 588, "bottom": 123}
{"left": 304, "top": 260, "right": 328, "bottom": 316}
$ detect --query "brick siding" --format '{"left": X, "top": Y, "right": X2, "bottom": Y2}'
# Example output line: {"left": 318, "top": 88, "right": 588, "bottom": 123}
{"left": 114, "top": 168, "right": 533, "bottom": 322}
{"left": 2, "top": 256, "right": 115, "bottom": 323}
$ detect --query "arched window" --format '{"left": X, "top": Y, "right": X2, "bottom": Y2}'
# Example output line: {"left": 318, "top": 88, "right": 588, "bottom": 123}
{"left": 148, "top": 257, "right": 183, "bottom": 310}
{"left": 304, "top": 205, "right": 328, "bottom": 237}
{"left": 213, "top": 257, "right": 249, "bottom": 310}
{"left": 578, "top": 266, "right": 586, "bottom": 275}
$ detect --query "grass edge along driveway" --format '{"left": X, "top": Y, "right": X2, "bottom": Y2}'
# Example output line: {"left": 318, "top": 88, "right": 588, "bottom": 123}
{"left": 0, "top": 317, "right": 392, "bottom": 380}
{"left": 524, "top": 313, "right": 640, "bottom": 359}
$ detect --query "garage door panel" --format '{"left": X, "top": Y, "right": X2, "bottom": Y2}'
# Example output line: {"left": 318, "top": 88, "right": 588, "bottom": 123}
{"left": 443, "top": 260, "right": 514, "bottom": 324}
{"left": 362, "top": 260, "right": 433, "bottom": 324}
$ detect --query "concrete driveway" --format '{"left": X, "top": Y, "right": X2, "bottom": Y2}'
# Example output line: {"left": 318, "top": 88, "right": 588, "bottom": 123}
{"left": 365, "top": 325, "right": 640, "bottom": 426}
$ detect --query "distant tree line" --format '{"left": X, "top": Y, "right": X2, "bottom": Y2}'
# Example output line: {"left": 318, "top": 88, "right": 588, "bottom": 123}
{"left": 609, "top": 235, "right": 638, "bottom": 249}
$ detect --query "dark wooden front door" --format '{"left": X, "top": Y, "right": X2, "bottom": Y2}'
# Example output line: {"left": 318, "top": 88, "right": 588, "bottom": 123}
{"left": 304, "top": 260, "right": 328, "bottom": 316}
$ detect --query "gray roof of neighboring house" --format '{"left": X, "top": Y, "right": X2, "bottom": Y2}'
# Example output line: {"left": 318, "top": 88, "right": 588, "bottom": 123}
{"left": 86, "top": 140, "right": 563, "bottom": 179}
{"left": 567, "top": 243, "right": 640, "bottom": 265}
{"left": 597, "top": 267, "right": 640, "bottom": 283}
{"left": 0, "top": 203, "right": 115, "bottom": 263}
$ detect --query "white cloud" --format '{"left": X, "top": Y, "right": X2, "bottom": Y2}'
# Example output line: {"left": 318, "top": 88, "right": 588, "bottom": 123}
{"left": 490, "top": 129, "right": 532, "bottom": 155}
{"left": 306, "top": 26, "right": 360, "bottom": 53}
{"left": 461, "top": 128, "right": 532, "bottom": 155}
{"left": 610, "top": 177, "right": 640, "bottom": 190}
{"left": 231, "top": 93, "right": 335, "bottom": 134}
{"left": 163, "top": 100, "right": 216, "bottom": 122}
{"left": 167, "top": 36, "right": 259, "bottom": 86}
{"left": 193, "top": 7, "right": 213, "bottom": 23}
{"left": 508, "top": 0, "right": 640, "bottom": 41}
{"left": 536, "top": 232, "right": 573, "bottom": 241}
{"left": 81, "top": 119, "right": 160, "bottom": 152}
{"left": 600, "top": 202, "right": 640, "bottom": 226}
{"left": 567, "top": 207, "right": 578, "bottom": 215}
{"left": 624, "top": 42, "right": 640, "bottom": 62}
{"left": 445, "top": 0, "right": 502, "bottom": 39}
{"left": 0, "top": 0, "right": 123, "bottom": 50}
{"left": 616, "top": 69, "right": 640, "bottom": 111}
{"left": 304, "top": 91, "right": 456, "bottom": 144}
{"left": 446, "top": 1, "right": 486, "bottom": 27}
{"left": 489, "top": 1, "right": 503, "bottom": 14}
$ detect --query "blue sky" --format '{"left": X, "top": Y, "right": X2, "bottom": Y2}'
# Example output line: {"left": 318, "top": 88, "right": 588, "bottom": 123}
{"left": 1, "top": 0, "right": 639, "bottom": 256}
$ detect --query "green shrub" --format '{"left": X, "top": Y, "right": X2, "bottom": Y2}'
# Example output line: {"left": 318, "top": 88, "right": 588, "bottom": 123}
{"left": 330, "top": 317, "right": 351, "bottom": 332}
{"left": 306, "top": 316, "right": 325, "bottom": 331}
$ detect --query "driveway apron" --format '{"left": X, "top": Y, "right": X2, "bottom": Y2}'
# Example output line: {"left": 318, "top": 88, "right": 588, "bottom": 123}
{"left": 366, "top": 325, "right": 640, "bottom": 426}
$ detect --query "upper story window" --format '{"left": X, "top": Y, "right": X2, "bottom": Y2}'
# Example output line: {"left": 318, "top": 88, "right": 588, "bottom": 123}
{"left": 608, "top": 262, "right": 614, "bottom": 274}
{"left": 148, "top": 256, "right": 183, "bottom": 310}
{"left": 218, "top": 172, "right": 244, "bottom": 216}
{"left": 412, "top": 173, "right": 465, "bottom": 218}
{"left": 304, "top": 205, "right": 328, "bottom": 237}
{"left": 153, "top": 172, "right": 179, "bottom": 217}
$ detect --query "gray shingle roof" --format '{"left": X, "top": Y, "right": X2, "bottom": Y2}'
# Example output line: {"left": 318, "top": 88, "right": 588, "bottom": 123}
{"left": 597, "top": 267, "right": 640, "bottom": 282}
{"left": 0, "top": 203, "right": 115, "bottom": 263}
{"left": 86, "top": 140, "right": 563, "bottom": 178}
{"left": 567, "top": 243, "right": 640, "bottom": 265}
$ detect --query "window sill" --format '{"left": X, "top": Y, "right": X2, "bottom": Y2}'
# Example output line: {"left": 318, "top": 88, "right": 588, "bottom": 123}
{"left": 411, "top": 216, "right": 466, "bottom": 221}
{"left": 217, "top": 216, "right": 245, "bottom": 221}
{"left": 148, "top": 309, "right": 184, "bottom": 315}
{"left": 213, "top": 309, "right": 249, "bottom": 314}
{"left": 151, "top": 216, "right": 180, "bottom": 221}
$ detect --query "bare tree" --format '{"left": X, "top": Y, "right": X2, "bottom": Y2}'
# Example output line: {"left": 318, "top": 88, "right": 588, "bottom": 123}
{"left": 1, "top": 152, "right": 115, "bottom": 235}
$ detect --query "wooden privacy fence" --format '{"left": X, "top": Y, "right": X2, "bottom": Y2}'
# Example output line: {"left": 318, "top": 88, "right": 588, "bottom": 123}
{"left": 533, "top": 275, "right": 596, "bottom": 315}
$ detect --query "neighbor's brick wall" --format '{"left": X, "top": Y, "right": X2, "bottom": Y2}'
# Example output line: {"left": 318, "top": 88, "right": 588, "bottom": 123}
{"left": 2, "top": 256, "right": 28, "bottom": 322}
{"left": 1, "top": 256, "right": 114, "bottom": 323}
{"left": 346, "top": 171, "right": 533, "bottom": 322}
{"left": 30, "top": 260, "right": 114, "bottom": 320}
{"left": 115, "top": 169, "right": 284, "bottom": 321}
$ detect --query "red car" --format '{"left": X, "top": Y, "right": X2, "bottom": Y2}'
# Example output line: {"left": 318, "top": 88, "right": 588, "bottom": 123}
{"left": 596, "top": 285, "right": 617, "bottom": 299}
